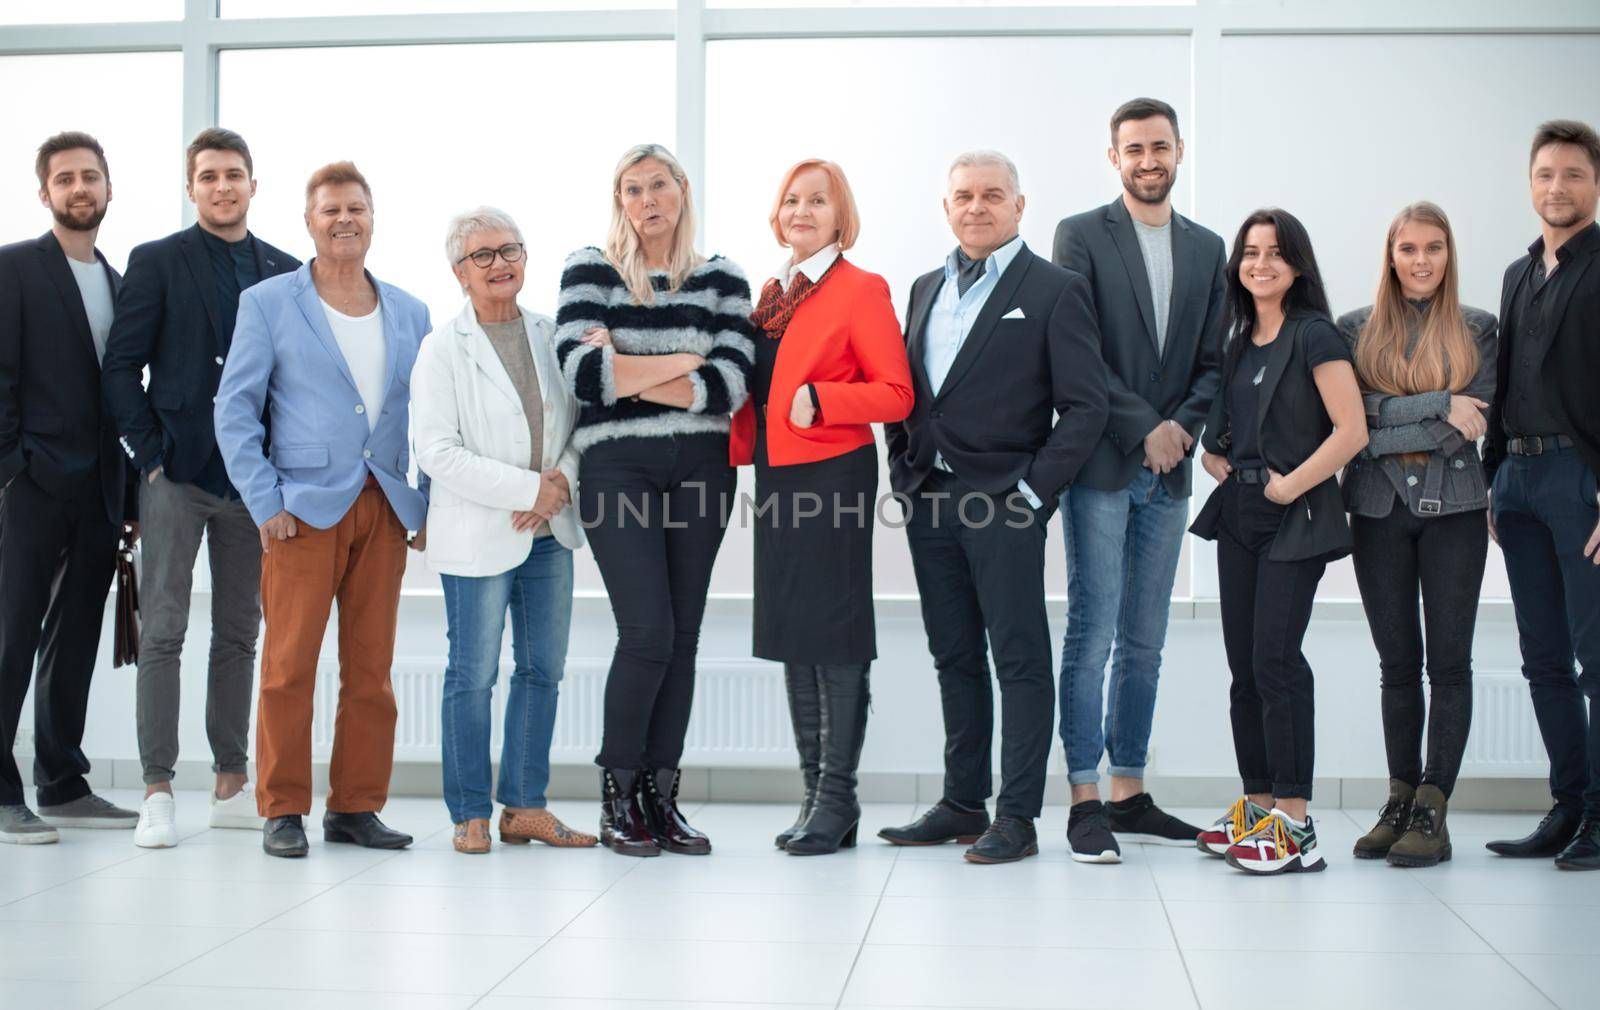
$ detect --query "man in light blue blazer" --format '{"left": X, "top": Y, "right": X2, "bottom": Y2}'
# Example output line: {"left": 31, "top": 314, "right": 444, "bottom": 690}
{"left": 214, "top": 161, "right": 429, "bottom": 859}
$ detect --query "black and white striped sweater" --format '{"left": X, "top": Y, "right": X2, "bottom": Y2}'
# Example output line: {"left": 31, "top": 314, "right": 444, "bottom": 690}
{"left": 555, "top": 246, "right": 756, "bottom": 452}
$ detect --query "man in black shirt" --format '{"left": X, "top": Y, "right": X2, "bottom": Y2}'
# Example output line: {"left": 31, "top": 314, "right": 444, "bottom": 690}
{"left": 1483, "top": 120, "right": 1600, "bottom": 870}
{"left": 101, "top": 128, "right": 299, "bottom": 849}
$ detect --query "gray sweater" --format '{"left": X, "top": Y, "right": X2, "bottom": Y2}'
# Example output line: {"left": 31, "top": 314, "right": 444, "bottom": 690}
{"left": 1336, "top": 302, "right": 1499, "bottom": 518}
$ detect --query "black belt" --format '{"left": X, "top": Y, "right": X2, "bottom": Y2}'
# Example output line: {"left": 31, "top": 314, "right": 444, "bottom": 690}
{"left": 1506, "top": 434, "right": 1574, "bottom": 456}
{"left": 1232, "top": 466, "right": 1271, "bottom": 485}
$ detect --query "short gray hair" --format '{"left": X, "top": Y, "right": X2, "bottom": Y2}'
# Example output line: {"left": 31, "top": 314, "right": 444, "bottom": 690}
{"left": 444, "top": 206, "right": 524, "bottom": 265}
{"left": 947, "top": 149, "right": 1021, "bottom": 196}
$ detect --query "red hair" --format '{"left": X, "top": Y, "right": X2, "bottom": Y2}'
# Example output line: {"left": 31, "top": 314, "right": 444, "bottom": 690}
{"left": 768, "top": 159, "right": 860, "bottom": 251}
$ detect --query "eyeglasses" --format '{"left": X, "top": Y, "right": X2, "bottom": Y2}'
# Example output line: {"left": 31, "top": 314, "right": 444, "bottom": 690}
{"left": 456, "top": 242, "right": 525, "bottom": 268}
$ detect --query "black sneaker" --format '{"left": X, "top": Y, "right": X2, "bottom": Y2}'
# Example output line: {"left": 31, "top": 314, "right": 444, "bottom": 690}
{"left": 1067, "top": 800, "right": 1121, "bottom": 864}
{"left": 1106, "top": 792, "right": 1203, "bottom": 847}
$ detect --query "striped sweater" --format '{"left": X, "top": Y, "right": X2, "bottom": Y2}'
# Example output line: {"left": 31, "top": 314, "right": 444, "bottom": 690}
{"left": 555, "top": 246, "right": 756, "bottom": 451}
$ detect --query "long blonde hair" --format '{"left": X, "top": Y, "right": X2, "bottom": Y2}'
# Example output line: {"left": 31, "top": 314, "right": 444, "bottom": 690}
{"left": 605, "top": 144, "right": 705, "bottom": 305}
{"left": 1354, "top": 202, "right": 1478, "bottom": 399}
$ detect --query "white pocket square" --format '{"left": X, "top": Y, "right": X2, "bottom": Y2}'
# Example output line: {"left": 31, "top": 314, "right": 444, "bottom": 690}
{"left": 1001, "top": 307, "right": 1025, "bottom": 320}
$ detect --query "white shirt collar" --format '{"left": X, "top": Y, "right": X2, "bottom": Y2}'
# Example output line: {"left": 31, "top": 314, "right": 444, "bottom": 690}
{"left": 775, "top": 243, "right": 840, "bottom": 292}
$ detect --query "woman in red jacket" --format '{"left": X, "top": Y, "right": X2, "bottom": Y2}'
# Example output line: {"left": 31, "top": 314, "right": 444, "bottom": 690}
{"left": 732, "top": 159, "right": 913, "bottom": 856}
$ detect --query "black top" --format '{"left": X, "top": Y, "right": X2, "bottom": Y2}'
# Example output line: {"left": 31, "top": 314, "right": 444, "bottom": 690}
{"left": 753, "top": 330, "right": 779, "bottom": 418}
{"left": 1226, "top": 322, "right": 1349, "bottom": 468}
{"left": 193, "top": 229, "right": 265, "bottom": 498}
{"left": 1503, "top": 229, "right": 1592, "bottom": 437}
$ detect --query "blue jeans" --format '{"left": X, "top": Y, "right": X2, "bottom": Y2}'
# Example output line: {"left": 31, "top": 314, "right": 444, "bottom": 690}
{"left": 440, "top": 537, "right": 574, "bottom": 824}
{"left": 1492, "top": 449, "right": 1600, "bottom": 818}
{"left": 1058, "top": 468, "right": 1188, "bottom": 786}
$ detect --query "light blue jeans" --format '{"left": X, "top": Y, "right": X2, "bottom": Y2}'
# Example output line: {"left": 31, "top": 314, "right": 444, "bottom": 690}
{"left": 1058, "top": 468, "right": 1188, "bottom": 786}
{"left": 440, "top": 537, "right": 574, "bottom": 824}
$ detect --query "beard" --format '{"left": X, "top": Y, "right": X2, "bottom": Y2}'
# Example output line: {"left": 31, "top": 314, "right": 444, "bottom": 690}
{"left": 51, "top": 199, "right": 107, "bottom": 232}
{"left": 1122, "top": 169, "right": 1176, "bottom": 206}
{"left": 1539, "top": 202, "right": 1583, "bottom": 229}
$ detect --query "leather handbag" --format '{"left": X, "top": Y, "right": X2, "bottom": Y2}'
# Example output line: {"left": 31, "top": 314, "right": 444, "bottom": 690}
{"left": 113, "top": 531, "right": 140, "bottom": 668}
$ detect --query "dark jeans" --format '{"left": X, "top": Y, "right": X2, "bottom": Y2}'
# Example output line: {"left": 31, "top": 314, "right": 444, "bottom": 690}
{"left": 1492, "top": 449, "right": 1600, "bottom": 818}
{"left": 904, "top": 470, "right": 1055, "bottom": 819}
{"left": 1351, "top": 507, "right": 1486, "bottom": 797}
{"left": 1214, "top": 479, "right": 1324, "bottom": 801}
{"left": 0, "top": 473, "right": 118, "bottom": 807}
{"left": 579, "top": 433, "right": 735, "bottom": 771}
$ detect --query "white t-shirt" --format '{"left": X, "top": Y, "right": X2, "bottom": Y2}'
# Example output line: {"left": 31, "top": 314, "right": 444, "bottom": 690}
{"left": 320, "top": 299, "right": 386, "bottom": 432}
{"left": 67, "top": 255, "right": 114, "bottom": 364}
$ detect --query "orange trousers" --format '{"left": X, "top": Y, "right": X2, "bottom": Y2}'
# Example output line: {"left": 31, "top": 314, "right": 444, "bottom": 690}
{"left": 255, "top": 483, "right": 409, "bottom": 818}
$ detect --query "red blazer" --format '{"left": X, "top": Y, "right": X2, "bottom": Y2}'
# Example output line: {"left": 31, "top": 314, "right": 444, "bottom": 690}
{"left": 731, "top": 258, "right": 914, "bottom": 467}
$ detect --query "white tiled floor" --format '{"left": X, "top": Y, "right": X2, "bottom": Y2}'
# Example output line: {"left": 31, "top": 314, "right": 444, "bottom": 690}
{"left": 1, "top": 792, "right": 1597, "bottom": 1009}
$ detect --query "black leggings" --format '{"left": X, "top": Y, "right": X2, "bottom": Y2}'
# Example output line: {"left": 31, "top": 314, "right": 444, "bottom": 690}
{"left": 579, "top": 433, "right": 735, "bottom": 771}
{"left": 1351, "top": 506, "right": 1487, "bottom": 797}
{"left": 1215, "top": 480, "right": 1326, "bottom": 801}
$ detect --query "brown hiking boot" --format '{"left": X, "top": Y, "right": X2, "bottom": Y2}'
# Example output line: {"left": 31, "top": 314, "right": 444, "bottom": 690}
{"left": 1354, "top": 779, "right": 1414, "bottom": 859}
{"left": 500, "top": 808, "right": 598, "bottom": 848}
{"left": 1388, "top": 784, "right": 1451, "bottom": 868}
{"left": 453, "top": 818, "right": 491, "bottom": 854}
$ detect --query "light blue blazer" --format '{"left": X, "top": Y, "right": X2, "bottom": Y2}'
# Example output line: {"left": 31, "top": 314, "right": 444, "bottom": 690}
{"left": 214, "top": 261, "right": 431, "bottom": 531}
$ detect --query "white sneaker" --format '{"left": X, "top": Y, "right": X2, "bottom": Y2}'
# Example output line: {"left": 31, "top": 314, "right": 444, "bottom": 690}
{"left": 209, "top": 783, "right": 264, "bottom": 830}
{"left": 134, "top": 792, "right": 179, "bottom": 849}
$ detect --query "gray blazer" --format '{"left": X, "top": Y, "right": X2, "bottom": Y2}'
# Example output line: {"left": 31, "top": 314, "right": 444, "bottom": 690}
{"left": 1052, "top": 198, "right": 1226, "bottom": 499}
{"left": 1336, "top": 304, "right": 1498, "bottom": 519}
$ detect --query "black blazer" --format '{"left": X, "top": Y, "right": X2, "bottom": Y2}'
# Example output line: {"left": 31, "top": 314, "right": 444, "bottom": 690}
{"left": 101, "top": 224, "right": 299, "bottom": 483}
{"left": 1053, "top": 198, "right": 1226, "bottom": 499}
{"left": 1190, "top": 313, "right": 1352, "bottom": 562}
{"left": 0, "top": 231, "right": 134, "bottom": 525}
{"left": 885, "top": 243, "right": 1109, "bottom": 501}
{"left": 1483, "top": 224, "right": 1600, "bottom": 484}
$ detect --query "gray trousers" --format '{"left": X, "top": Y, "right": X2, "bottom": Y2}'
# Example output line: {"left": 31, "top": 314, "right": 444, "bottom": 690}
{"left": 136, "top": 471, "right": 262, "bottom": 785}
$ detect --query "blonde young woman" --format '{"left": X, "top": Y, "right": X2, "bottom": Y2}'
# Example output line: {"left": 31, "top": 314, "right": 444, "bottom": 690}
{"left": 555, "top": 144, "right": 755, "bottom": 857}
{"left": 1338, "top": 202, "right": 1497, "bottom": 868}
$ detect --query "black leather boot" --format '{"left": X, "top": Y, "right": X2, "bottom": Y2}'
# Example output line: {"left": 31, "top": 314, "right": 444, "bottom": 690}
{"left": 599, "top": 769, "right": 660, "bottom": 857}
{"left": 776, "top": 664, "right": 823, "bottom": 849}
{"left": 642, "top": 768, "right": 711, "bottom": 854}
{"left": 787, "top": 664, "right": 869, "bottom": 856}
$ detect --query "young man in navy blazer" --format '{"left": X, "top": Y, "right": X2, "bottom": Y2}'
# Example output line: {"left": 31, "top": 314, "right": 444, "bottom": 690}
{"left": 101, "top": 128, "right": 300, "bottom": 849}
{"left": 0, "top": 132, "right": 140, "bottom": 844}
{"left": 882, "top": 151, "right": 1109, "bottom": 863}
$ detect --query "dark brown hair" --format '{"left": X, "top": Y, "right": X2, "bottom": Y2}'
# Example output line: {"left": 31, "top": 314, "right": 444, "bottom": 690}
{"left": 304, "top": 160, "right": 372, "bottom": 211}
{"left": 1530, "top": 119, "right": 1600, "bottom": 177}
{"left": 1110, "top": 98, "right": 1180, "bottom": 146}
{"left": 186, "top": 127, "right": 253, "bottom": 183}
{"left": 35, "top": 131, "right": 108, "bottom": 188}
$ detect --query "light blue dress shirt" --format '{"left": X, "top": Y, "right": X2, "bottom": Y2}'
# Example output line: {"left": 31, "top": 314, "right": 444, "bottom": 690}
{"left": 922, "top": 234, "right": 1041, "bottom": 507}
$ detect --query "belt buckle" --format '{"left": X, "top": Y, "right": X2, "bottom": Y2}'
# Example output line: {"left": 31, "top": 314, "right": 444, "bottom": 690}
{"left": 1524, "top": 436, "right": 1545, "bottom": 456}
{"left": 1418, "top": 498, "right": 1442, "bottom": 515}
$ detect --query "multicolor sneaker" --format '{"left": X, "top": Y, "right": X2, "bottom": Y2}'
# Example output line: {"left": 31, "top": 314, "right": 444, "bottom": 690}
{"left": 1197, "top": 797, "right": 1271, "bottom": 857}
{"left": 1224, "top": 809, "right": 1326, "bottom": 875}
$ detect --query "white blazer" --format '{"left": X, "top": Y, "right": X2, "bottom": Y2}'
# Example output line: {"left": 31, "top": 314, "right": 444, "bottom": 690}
{"left": 410, "top": 300, "right": 584, "bottom": 576}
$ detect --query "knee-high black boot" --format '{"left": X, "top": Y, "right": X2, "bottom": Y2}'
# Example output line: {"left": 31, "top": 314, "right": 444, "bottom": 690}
{"left": 776, "top": 664, "right": 823, "bottom": 848}
{"left": 786, "top": 664, "right": 869, "bottom": 856}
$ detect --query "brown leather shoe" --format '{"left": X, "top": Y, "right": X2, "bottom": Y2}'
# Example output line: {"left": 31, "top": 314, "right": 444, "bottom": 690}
{"left": 500, "top": 808, "right": 598, "bottom": 848}
{"left": 453, "top": 818, "right": 491, "bottom": 854}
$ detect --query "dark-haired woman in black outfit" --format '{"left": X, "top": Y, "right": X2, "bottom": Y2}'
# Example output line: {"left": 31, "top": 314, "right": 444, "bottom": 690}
{"left": 1190, "top": 208, "right": 1368, "bottom": 875}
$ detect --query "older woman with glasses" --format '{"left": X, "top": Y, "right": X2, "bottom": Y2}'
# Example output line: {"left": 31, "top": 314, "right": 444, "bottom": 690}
{"left": 411, "top": 207, "right": 595, "bottom": 854}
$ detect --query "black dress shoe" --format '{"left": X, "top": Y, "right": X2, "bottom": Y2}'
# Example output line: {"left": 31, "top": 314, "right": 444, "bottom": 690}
{"left": 322, "top": 811, "right": 413, "bottom": 849}
{"left": 964, "top": 814, "right": 1038, "bottom": 864}
{"left": 878, "top": 800, "right": 990, "bottom": 846}
{"left": 1486, "top": 805, "right": 1581, "bottom": 858}
{"left": 1555, "top": 817, "right": 1600, "bottom": 870}
{"left": 263, "top": 815, "right": 308, "bottom": 858}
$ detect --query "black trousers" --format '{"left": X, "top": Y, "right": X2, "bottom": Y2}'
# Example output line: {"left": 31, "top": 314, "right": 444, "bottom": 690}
{"left": 1351, "top": 507, "right": 1486, "bottom": 797}
{"left": 904, "top": 470, "right": 1054, "bottom": 819}
{"left": 579, "top": 433, "right": 735, "bottom": 771}
{"left": 0, "top": 473, "right": 119, "bottom": 806}
{"left": 1215, "top": 479, "right": 1325, "bottom": 801}
{"left": 1493, "top": 449, "right": 1600, "bottom": 818}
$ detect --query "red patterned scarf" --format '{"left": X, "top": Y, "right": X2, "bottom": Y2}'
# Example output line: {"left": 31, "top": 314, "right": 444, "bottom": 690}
{"left": 751, "top": 258, "right": 837, "bottom": 340}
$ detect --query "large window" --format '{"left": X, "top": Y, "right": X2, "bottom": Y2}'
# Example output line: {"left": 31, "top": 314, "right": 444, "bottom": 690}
{"left": 0, "top": 1, "right": 181, "bottom": 24}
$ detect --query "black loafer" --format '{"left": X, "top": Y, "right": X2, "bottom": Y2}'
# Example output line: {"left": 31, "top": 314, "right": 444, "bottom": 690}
{"left": 878, "top": 799, "right": 990, "bottom": 846}
{"left": 1486, "top": 805, "right": 1581, "bottom": 858}
{"left": 1555, "top": 818, "right": 1600, "bottom": 871}
{"left": 323, "top": 811, "right": 413, "bottom": 849}
{"left": 964, "top": 814, "right": 1038, "bottom": 864}
{"left": 263, "top": 814, "right": 309, "bottom": 858}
